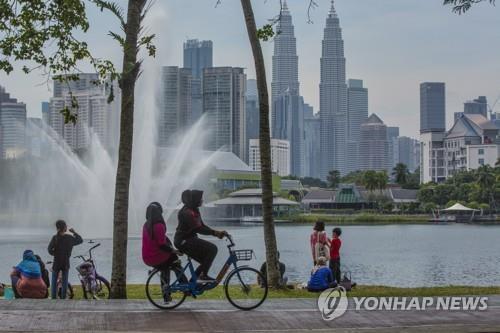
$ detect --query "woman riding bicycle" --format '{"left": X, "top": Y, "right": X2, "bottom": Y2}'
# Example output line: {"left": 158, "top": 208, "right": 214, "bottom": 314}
{"left": 142, "top": 202, "right": 182, "bottom": 269}
{"left": 174, "top": 190, "right": 226, "bottom": 283}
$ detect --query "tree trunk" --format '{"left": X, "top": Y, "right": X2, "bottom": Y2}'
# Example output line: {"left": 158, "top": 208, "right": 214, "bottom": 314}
{"left": 240, "top": 0, "right": 281, "bottom": 288}
{"left": 110, "top": 0, "right": 147, "bottom": 299}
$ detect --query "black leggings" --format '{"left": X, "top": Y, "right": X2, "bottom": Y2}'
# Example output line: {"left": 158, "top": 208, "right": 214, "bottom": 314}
{"left": 177, "top": 237, "right": 218, "bottom": 276}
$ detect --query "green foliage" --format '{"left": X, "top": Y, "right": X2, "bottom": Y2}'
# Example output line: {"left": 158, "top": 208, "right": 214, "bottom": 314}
{"left": 256, "top": 24, "right": 275, "bottom": 41}
{"left": 327, "top": 170, "right": 341, "bottom": 189}
{"left": 362, "top": 170, "right": 388, "bottom": 191}
{"left": 444, "top": 0, "right": 495, "bottom": 14}
{"left": 341, "top": 170, "right": 365, "bottom": 186}
{"left": 418, "top": 166, "right": 500, "bottom": 210}
{"left": 0, "top": 0, "right": 119, "bottom": 124}
{"left": 392, "top": 163, "right": 410, "bottom": 185}
{"left": 298, "top": 177, "right": 327, "bottom": 188}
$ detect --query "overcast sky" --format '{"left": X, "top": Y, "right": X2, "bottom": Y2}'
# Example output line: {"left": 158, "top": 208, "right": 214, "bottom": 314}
{"left": 0, "top": 0, "right": 499, "bottom": 138}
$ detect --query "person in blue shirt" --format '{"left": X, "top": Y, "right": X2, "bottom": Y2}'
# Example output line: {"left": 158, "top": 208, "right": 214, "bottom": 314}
{"left": 307, "top": 256, "right": 337, "bottom": 292}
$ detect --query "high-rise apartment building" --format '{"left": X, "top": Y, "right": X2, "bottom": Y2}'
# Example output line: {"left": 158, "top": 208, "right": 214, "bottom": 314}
{"left": 203, "top": 67, "right": 246, "bottom": 160}
{"left": 41, "top": 102, "right": 50, "bottom": 124}
{"left": 249, "top": 138, "right": 290, "bottom": 177}
{"left": 346, "top": 79, "right": 368, "bottom": 174}
{"left": 183, "top": 39, "right": 213, "bottom": 122}
{"left": 320, "top": 2, "right": 348, "bottom": 178}
{"left": 245, "top": 79, "right": 259, "bottom": 163}
{"left": 420, "top": 82, "right": 445, "bottom": 133}
{"left": 397, "top": 136, "right": 420, "bottom": 172}
{"left": 49, "top": 74, "right": 121, "bottom": 153}
{"left": 358, "top": 114, "right": 389, "bottom": 172}
{"left": 420, "top": 82, "right": 446, "bottom": 183}
{"left": 0, "top": 86, "right": 26, "bottom": 159}
{"left": 159, "top": 66, "right": 192, "bottom": 146}
{"left": 387, "top": 126, "right": 400, "bottom": 172}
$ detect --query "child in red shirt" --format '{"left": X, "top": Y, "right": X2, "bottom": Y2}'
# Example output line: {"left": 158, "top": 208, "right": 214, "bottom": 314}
{"left": 329, "top": 227, "right": 342, "bottom": 284}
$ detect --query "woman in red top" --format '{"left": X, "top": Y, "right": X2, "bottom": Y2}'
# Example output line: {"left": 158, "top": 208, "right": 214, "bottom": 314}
{"left": 310, "top": 221, "right": 330, "bottom": 265}
{"left": 142, "top": 202, "right": 181, "bottom": 302}
{"left": 329, "top": 227, "right": 342, "bottom": 283}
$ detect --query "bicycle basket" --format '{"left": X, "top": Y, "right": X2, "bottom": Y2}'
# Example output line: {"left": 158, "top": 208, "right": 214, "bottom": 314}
{"left": 234, "top": 249, "right": 254, "bottom": 261}
{"left": 76, "top": 262, "right": 95, "bottom": 277}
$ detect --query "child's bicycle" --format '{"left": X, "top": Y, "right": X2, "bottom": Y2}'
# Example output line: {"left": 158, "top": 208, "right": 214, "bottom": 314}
{"left": 145, "top": 234, "right": 268, "bottom": 310}
{"left": 74, "top": 241, "right": 110, "bottom": 299}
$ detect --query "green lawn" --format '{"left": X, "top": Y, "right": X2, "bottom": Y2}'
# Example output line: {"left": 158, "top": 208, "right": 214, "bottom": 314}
{"left": 70, "top": 284, "right": 500, "bottom": 300}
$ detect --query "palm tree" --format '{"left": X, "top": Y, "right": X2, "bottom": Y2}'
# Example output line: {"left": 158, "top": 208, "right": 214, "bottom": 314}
{"left": 392, "top": 163, "right": 409, "bottom": 186}
{"left": 495, "top": 157, "right": 500, "bottom": 167}
{"left": 240, "top": 0, "right": 280, "bottom": 288}
{"left": 476, "top": 165, "right": 495, "bottom": 208}
{"left": 375, "top": 171, "right": 389, "bottom": 190}
{"left": 327, "top": 170, "right": 341, "bottom": 189}
{"left": 362, "top": 170, "right": 378, "bottom": 191}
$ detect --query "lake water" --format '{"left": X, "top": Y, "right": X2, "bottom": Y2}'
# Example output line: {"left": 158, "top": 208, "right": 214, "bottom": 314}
{"left": 1, "top": 223, "right": 499, "bottom": 287}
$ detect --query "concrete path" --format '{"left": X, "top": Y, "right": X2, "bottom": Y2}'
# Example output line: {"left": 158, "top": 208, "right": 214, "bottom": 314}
{"left": 1, "top": 297, "right": 500, "bottom": 332}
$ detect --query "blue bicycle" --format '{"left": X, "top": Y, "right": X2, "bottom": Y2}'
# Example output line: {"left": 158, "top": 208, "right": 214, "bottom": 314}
{"left": 145, "top": 234, "right": 268, "bottom": 310}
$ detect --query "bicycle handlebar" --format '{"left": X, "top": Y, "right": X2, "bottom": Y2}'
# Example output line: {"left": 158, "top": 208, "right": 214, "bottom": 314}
{"left": 225, "top": 233, "right": 235, "bottom": 247}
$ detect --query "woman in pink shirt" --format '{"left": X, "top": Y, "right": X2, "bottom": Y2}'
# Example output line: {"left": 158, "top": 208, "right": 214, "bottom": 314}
{"left": 142, "top": 202, "right": 181, "bottom": 302}
{"left": 310, "top": 221, "right": 330, "bottom": 265}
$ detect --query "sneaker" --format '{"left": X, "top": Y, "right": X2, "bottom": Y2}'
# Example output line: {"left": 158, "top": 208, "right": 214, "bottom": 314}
{"left": 163, "top": 293, "right": 172, "bottom": 304}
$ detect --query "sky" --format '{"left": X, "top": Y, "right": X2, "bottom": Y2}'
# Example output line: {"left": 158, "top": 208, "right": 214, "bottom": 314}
{"left": 0, "top": 0, "right": 499, "bottom": 138}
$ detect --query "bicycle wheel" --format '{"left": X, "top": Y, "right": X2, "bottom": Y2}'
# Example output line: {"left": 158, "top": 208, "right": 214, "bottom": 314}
{"left": 146, "top": 267, "right": 188, "bottom": 310}
{"left": 224, "top": 267, "right": 268, "bottom": 310}
{"left": 82, "top": 276, "right": 110, "bottom": 299}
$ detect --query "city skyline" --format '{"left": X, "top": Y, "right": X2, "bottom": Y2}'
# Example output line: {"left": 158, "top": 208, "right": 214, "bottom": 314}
{"left": 0, "top": 1, "right": 498, "bottom": 138}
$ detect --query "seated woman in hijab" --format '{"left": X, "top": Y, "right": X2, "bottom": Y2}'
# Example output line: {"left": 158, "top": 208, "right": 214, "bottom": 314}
{"left": 174, "top": 190, "right": 227, "bottom": 283}
{"left": 10, "top": 250, "right": 48, "bottom": 299}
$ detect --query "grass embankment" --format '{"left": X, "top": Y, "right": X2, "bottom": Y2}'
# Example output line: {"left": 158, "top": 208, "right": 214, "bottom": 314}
{"left": 289, "top": 213, "right": 429, "bottom": 225}
{"left": 70, "top": 285, "right": 500, "bottom": 300}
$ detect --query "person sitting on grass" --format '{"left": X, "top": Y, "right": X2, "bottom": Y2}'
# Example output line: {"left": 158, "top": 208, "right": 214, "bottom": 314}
{"left": 258, "top": 251, "right": 288, "bottom": 288}
{"left": 10, "top": 250, "right": 48, "bottom": 299}
{"left": 307, "top": 256, "right": 337, "bottom": 292}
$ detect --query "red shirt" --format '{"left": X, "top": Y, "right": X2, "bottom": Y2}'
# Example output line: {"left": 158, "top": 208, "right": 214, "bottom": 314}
{"left": 330, "top": 238, "right": 341, "bottom": 259}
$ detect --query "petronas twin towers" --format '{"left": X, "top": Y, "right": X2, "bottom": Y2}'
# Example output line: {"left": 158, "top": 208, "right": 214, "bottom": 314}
{"left": 272, "top": 0, "right": 348, "bottom": 179}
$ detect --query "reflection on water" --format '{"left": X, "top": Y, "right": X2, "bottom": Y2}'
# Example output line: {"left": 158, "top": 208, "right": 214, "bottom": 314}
{"left": 1, "top": 223, "right": 499, "bottom": 287}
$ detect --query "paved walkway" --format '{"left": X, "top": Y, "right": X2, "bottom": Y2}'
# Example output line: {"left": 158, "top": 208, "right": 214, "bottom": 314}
{"left": 1, "top": 297, "right": 500, "bottom": 332}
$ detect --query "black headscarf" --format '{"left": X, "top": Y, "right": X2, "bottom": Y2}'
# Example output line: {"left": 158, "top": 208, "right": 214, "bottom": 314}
{"left": 145, "top": 202, "right": 165, "bottom": 240}
{"left": 181, "top": 189, "right": 203, "bottom": 210}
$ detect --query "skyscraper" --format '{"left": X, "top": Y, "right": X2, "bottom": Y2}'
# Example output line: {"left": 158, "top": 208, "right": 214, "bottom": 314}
{"left": 359, "top": 114, "right": 389, "bottom": 171}
{"left": 420, "top": 82, "right": 446, "bottom": 183}
{"left": 346, "top": 79, "right": 368, "bottom": 174}
{"left": 183, "top": 39, "right": 213, "bottom": 122}
{"left": 464, "top": 96, "right": 488, "bottom": 118}
{"left": 249, "top": 138, "right": 290, "bottom": 177}
{"left": 245, "top": 79, "right": 259, "bottom": 163}
{"left": 271, "top": 0, "right": 299, "bottom": 102}
{"left": 273, "top": 92, "right": 304, "bottom": 176}
{"left": 159, "top": 66, "right": 192, "bottom": 146}
{"left": 320, "top": 1, "right": 348, "bottom": 178}
{"left": 203, "top": 67, "right": 246, "bottom": 160}
{"left": 304, "top": 109, "right": 321, "bottom": 178}
{"left": 49, "top": 74, "right": 121, "bottom": 153}
{"left": 387, "top": 126, "right": 400, "bottom": 172}
{"left": 183, "top": 39, "right": 213, "bottom": 79}
{"left": 397, "top": 136, "right": 420, "bottom": 172}
{"left": 41, "top": 102, "right": 50, "bottom": 124}
{"left": 0, "top": 86, "right": 26, "bottom": 159}
{"left": 420, "top": 82, "right": 445, "bottom": 133}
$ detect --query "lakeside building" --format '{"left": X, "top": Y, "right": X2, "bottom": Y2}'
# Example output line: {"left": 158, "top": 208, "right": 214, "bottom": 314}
{"left": 203, "top": 67, "right": 246, "bottom": 161}
{"left": 249, "top": 138, "right": 291, "bottom": 177}
{"left": 204, "top": 188, "right": 299, "bottom": 222}
{"left": 302, "top": 185, "right": 418, "bottom": 210}
{"left": 444, "top": 114, "right": 499, "bottom": 176}
{"left": 0, "top": 86, "right": 26, "bottom": 159}
{"left": 159, "top": 66, "right": 192, "bottom": 146}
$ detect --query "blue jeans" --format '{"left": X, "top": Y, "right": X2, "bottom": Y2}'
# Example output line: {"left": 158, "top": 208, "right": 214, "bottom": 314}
{"left": 51, "top": 269, "right": 69, "bottom": 299}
